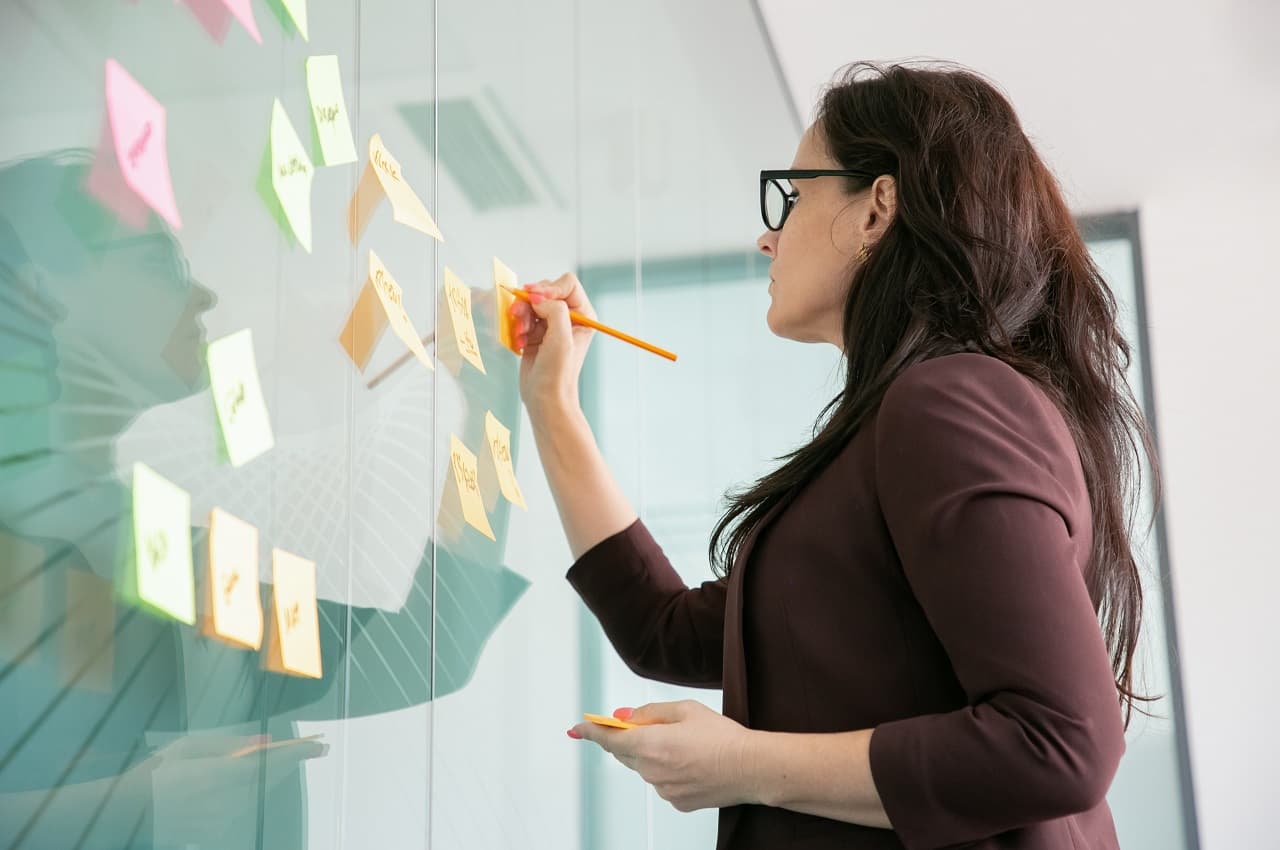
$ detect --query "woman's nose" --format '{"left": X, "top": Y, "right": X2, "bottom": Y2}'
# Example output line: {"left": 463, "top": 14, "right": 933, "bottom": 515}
{"left": 757, "top": 230, "right": 777, "bottom": 258}
{"left": 191, "top": 279, "right": 218, "bottom": 312}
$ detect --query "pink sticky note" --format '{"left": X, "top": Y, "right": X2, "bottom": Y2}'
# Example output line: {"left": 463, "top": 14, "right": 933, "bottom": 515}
{"left": 219, "top": 0, "right": 263, "bottom": 43}
{"left": 105, "top": 60, "right": 182, "bottom": 230}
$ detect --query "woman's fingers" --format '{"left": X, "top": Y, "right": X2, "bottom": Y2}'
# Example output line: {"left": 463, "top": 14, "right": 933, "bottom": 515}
{"left": 526, "top": 272, "right": 596, "bottom": 318}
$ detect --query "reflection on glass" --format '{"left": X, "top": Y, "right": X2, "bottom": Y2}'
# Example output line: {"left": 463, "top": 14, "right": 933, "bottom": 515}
{"left": 0, "top": 151, "right": 528, "bottom": 850}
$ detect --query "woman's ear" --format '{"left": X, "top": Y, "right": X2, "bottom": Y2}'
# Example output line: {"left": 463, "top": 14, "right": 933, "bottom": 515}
{"left": 866, "top": 174, "right": 898, "bottom": 240}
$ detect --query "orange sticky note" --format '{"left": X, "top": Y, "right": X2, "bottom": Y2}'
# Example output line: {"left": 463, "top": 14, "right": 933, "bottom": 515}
{"left": 347, "top": 133, "right": 443, "bottom": 244}
{"left": 338, "top": 251, "right": 433, "bottom": 371}
{"left": 492, "top": 257, "right": 521, "bottom": 355}
{"left": 64, "top": 570, "right": 115, "bottom": 693}
{"left": 104, "top": 59, "right": 182, "bottom": 230}
{"left": 583, "top": 713, "right": 638, "bottom": 730}
{"left": 439, "top": 434, "right": 495, "bottom": 542}
{"left": 264, "top": 549, "right": 321, "bottom": 679}
{"left": 205, "top": 508, "right": 264, "bottom": 650}
{"left": 0, "top": 531, "right": 45, "bottom": 666}
{"left": 438, "top": 268, "right": 485, "bottom": 375}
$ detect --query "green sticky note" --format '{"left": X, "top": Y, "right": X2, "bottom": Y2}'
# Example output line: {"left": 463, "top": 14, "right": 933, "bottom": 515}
{"left": 270, "top": 99, "right": 314, "bottom": 252}
{"left": 282, "top": 0, "right": 308, "bottom": 39}
{"left": 305, "top": 55, "right": 357, "bottom": 166}
{"left": 207, "top": 328, "right": 275, "bottom": 467}
{"left": 131, "top": 462, "right": 195, "bottom": 625}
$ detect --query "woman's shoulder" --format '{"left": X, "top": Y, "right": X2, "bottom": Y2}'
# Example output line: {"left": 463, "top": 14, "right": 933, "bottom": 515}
{"left": 880, "top": 352, "right": 1061, "bottom": 425}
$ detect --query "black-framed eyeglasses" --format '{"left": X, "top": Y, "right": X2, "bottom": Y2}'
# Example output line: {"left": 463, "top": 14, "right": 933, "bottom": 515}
{"left": 760, "top": 169, "right": 876, "bottom": 231}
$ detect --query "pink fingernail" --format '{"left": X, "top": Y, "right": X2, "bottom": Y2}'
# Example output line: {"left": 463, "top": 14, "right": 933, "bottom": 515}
{"left": 613, "top": 707, "right": 634, "bottom": 721}
{"left": 529, "top": 292, "right": 546, "bottom": 305}
{"left": 567, "top": 728, "right": 582, "bottom": 740}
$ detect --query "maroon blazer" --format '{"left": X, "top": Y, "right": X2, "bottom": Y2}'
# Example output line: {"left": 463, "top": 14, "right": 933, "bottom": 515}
{"left": 567, "top": 354, "right": 1126, "bottom": 849}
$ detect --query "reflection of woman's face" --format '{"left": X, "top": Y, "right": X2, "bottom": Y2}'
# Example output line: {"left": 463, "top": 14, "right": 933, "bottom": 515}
{"left": 68, "top": 226, "right": 215, "bottom": 401}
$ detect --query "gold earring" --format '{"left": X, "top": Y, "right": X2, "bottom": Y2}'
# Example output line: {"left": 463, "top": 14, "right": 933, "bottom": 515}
{"left": 857, "top": 243, "right": 871, "bottom": 262}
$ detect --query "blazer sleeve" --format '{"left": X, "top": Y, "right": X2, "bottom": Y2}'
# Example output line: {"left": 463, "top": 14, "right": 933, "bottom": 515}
{"left": 868, "top": 355, "right": 1126, "bottom": 849}
{"left": 566, "top": 519, "right": 726, "bottom": 688}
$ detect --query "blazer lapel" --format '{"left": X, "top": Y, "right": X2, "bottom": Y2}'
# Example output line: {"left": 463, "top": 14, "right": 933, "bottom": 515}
{"left": 721, "top": 496, "right": 789, "bottom": 727}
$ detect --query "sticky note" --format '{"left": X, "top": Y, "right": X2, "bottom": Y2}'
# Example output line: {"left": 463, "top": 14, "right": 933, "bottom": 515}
{"left": 305, "top": 55, "right": 356, "bottom": 165}
{"left": 446, "top": 434, "right": 495, "bottom": 541}
{"left": 583, "top": 713, "right": 638, "bottom": 730}
{"left": 270, "top": 99, "right": 315, "bottom": 252}
{"left": 483, "top": 410, "right": 526, "bottom": 510}
{"left": 205, "top": 508, "right": 264, "bottom": 650}
{"left": 0, "top": 531, "right": 45, "bottom": 664}
{"left": 441, "top": 268, "right": 486, "bottom": 375}
{"left": 64, "top": 570, "right": 115, "bottom": 692}
{"left": 131, "top": 462, "right": 196, "bottom": 625}
{"left": 348, "top": 133, "right": 443, "bottom": 244}
{"left": 281, "top": 0, "right": 308, "bottom": 39}
{"left": 264, "top": 548, "right": 322, "bottom": 678}
{"left": 104, "top": 59, "right": 182, "bottom": 230}
{"left": 338, "top": 251, "right": 433, "bottom": 372}
{"left": 206, "top": 328, "right": 275, "bottom": 467}
{"left": 219, "top": 0, "right": 263, "bottom": 43}
{"left": 493, "top": 256, "right": 521, "bottom": 355}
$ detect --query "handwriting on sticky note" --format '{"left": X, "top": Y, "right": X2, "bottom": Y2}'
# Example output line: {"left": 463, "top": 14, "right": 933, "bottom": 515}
{"left": 369, "top": 251, "right": 433, "bottom": 370}
{"left": 207, "top": 328, "right": 275, "bottom": 467}
{"left": 348, "top": 133, "right": 443, "bottom": 243}
{"left": 305, "top": 56, "right": 356, "bottom": 165}
{"left": 266, "top": 549, "right": 321, "bottom": 678}
{"left": 104, "top": 59, "right": 182, "bottom": 229}
{"left": 270, "top": 99, "right": 314, "bottom": 253}
{"left": 449, "top": 435, "right": 495, "bottom": 541}
{"left": 206, "top": 508, "right": 263, "bottom": 650}
{"left": 443, "top": 268, "right": 485, "bottom": 374}
{"left": 485, "top": 411, "right": 526, "bottom": 510}
{"left": 131, "top": 462, "right": 195, "bottom": 624}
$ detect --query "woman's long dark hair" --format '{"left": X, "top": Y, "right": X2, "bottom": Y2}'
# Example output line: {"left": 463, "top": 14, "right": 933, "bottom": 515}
{"left": 710, "top": 61, "right": 1158, "bottom": 724}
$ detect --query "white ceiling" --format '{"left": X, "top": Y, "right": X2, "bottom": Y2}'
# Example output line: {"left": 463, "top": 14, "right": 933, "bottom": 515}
{"left": 758, "top": 0, "right": 1280, "bottom": 213}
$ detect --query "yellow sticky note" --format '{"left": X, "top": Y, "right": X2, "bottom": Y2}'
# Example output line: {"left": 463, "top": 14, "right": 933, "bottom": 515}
{"left": 270, "top": 98, "right": 315, "bottom": 252}
{"left": 348, "top": 133, "right": 443, "bottom": 244}
{"left": 305, "top": 55, "right": 356, "bottom": 165}
{"left": 264, "top": 549, "right": 322, "bottom": 679}
{"left": 281, "top": 0, "right": 308, "bottom": 39}
{"left": 205, "top": 508, "right": 264, "bottom": 650}
{"left": 64, "top": 570, "right": 115, "bottom": 692}
{"left": 448, "top": 434, "right": 495, "bottom": 541}
{"left": 375, "top": 251, "right": 434, "bottom": 368}
{"left": 131, "top": 462, "right": 195, "bottom": 625}
{"left": 583, "top": 713, "right": 638, "bottom": 730}
{"left": 483, "top": 410, "right": 526, "bottom": 510}
{"left": 207, "top": 328, "right": 275, "bottom": 467}
{"left": 442, "top": 268, "right": 485, "bottom": 375}
{"left": 493, "top": 256, "right": 521, "bottom": 356}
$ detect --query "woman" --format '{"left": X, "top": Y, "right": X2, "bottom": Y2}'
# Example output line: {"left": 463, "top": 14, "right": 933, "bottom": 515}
{"left": 507, "top": 61, "right": 1155, "bottom": 849}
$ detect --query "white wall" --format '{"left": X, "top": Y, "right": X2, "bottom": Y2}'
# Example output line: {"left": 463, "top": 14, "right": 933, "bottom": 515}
{"left": 1141, "top": 157, "right": 1280, "bottom": 850}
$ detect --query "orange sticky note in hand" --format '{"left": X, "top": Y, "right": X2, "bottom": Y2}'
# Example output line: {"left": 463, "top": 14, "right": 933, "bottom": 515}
{"left": 103, "top": 59, "right": 182, "bottom": 230}
{"left": 205, "top": 508, "right": 263, "bottom": 650}
{"left": 583, "top": 713, "right": 638, "bottom": 730}
{"left": 348, "top": 133, "right": 443, "bottom": 244}
{"left": 492, "top": 257, "right": 521, "bottom": 356}
{"left": 264, "top": 549, "right": 321, "bottom": 679}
